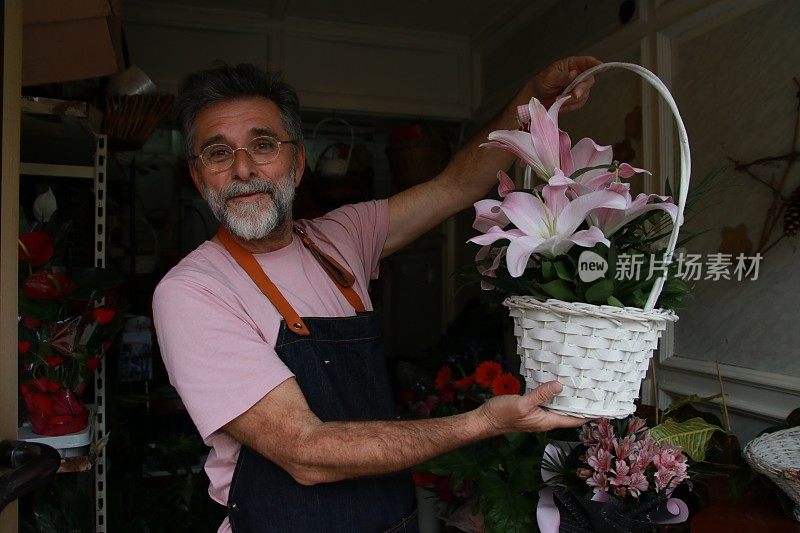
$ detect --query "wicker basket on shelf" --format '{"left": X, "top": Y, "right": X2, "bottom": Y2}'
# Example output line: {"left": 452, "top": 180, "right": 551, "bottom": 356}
{"left": 506, "top": 62, "right": 690, "bottom": 419}
{"left": 744, "top": 426, "right": 800, "bottom": 521}
{"left": 105, "top": 94, "right": 174, "bottom": 150}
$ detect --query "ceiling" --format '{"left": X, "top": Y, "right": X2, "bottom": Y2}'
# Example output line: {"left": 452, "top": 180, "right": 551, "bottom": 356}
{"left": 131, "top": 0, "right": 545, "bottom": 41}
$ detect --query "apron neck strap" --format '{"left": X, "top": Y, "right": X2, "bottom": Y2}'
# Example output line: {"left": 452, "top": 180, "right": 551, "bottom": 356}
{"left": 216, "top": 226, "right": 366, "bottom": 336}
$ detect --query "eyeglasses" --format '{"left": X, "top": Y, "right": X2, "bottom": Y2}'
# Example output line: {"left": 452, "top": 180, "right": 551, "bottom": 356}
{"left": 191, "top": 136, "right": 298, "bottom": 172}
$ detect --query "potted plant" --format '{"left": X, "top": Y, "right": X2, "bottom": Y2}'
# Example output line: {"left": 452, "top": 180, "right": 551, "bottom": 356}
{"left": 469, "top": 62, "right": 691, "bottom": 419}
{"left": 18, "top": 230, "right": 125, "bottom": 436}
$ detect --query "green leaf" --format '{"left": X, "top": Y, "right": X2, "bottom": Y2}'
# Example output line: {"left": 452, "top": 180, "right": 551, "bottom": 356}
{"left": 539, "top": 280, "right": 576, "bottom": 301}
{"left": 18, "top": 295, "right": 61, "bottom": 321}
{"left": 553, "top": 261, "right": 572, "bottom": 282}
{"left": 506, "top": 454, "right": 541, "bottom": 492}
{"left": 541, "top": 260, "right": 553, "bottom": 281}
{"left": 650, "top": 417, "right": 723, "bottom": 462}
{"left": 662, "top": 393, "right": 723, "bottom": 418}
{"left": 607, "top": 295, "right": 624, "bottom": 307}
{"left": 477, "top": 471, "right": 536, "bottom": 533}
{"left": 585, "top": 279, "right": 614, "bottom": 304}
{"left": 422, "top": 447, "right": 480, "bottom": 488}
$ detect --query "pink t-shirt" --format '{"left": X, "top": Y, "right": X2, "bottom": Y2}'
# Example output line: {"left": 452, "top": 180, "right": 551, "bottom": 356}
{"left": 152, "top": 200, "right": 388, "bottom": 532}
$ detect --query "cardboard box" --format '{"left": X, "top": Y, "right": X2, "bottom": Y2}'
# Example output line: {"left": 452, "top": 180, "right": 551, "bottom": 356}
{"left": 23, "top": 0, "right": 124, "bottom": 87}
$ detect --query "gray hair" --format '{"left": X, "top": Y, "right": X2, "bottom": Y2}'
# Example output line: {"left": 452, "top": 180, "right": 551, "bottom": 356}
{"left": 173, "top": 64, "right": 303, "bottom": 158}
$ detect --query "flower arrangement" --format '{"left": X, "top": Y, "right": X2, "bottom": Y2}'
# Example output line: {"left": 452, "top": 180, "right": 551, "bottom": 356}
{"left": 471, "top": 95, "right": 690, "bottom": 310}
{"left": 18, "top": 230, "right": 124, "bottom": 436}
{"left": 398, "top": 357, "right": 541, "bottom": 532}
{"left": 539, "top": 416, "right": 695, "bottom": 532}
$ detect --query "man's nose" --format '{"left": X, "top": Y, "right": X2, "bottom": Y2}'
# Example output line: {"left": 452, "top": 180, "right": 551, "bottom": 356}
{"left": 231, "top": 148, "right": 258, "bottom": 180}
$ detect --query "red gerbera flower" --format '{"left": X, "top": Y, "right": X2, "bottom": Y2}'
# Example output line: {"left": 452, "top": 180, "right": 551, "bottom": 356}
{"left": 491, "top": 372, "right": 521, "bottom": 396}
{"left": 474, "top": 361, "right": 502, "bottom": 388}
{"left": 453, "top": 374, "right": 474, "bottom": 390}
{"left": 86, "top": 358, "right": 101, "bottom": 371}
{"left": 18, "top": 341, "right": 31, "bottom": 354}
{"left": 434, "top": 366, "right": 452, "bottom": 391}
{"left": 412, "top": 472, "right": 438, "bottom": 487}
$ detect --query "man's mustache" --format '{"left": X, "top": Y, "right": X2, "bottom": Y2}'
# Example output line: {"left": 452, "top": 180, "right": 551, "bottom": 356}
{"left": 221, "top": 179, "right": 279, "bottom": 201}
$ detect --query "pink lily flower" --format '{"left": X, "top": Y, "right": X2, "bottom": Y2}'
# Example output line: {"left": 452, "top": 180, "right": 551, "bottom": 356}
{"left": 469, "top": 174, "right": 626, "bottom": 277}
{"left": 480, "top": 95, "right": 572, "bottom": 181}
{"left": 475, "top": 245, "right": 508, "bottom": 290}
{"left": 591, "top": 181, "right": 679, "bottom": 237}
{"left": 472, "top": 171, "right": 516, "bottom": 232}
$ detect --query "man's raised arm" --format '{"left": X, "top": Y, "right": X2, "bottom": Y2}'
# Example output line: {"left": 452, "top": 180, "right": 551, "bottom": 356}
{"left": 381, "top": 55, "right": 601, "bottom": 258}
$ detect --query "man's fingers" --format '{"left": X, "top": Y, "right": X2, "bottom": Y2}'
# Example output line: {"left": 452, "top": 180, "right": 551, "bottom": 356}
{"left": 541, "top": 410, "right": 588, "bottom": 430}
{"left": 525, "top": 380, "right": 563, "bottom": 406}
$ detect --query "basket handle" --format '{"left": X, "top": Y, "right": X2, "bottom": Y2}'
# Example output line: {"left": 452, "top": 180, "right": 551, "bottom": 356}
{"left": 561, "top": 62, "right": 691, "bottom": 312}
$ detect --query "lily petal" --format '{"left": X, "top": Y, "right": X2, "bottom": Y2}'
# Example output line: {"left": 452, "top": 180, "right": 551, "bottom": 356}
{"left": 497, "top": 170, "right": 515, "bottom": 197}
{"left": 507, "top": 235, "right": 545, "bottom": 277}
{"left": 556, "top": 190, "right": 628, "bottom": 236}
{"left": 473, "top": 199, "right": 510, "bottom": 232}
{"left": 468, "top": 226, "right": 524, "bottom": 246}
{"left": 499, "top": 191, "right": 548, "bottom": 237}
{"left": 569, "top": 226, "right": 611, "bottom": 248}
{"left": 571, "top": 138, "right": 613, "bottom": 176}
{"left": 542, "top": 170, "right": 572, "bottom": 216}
{"left": 618, "top": 163, "right": 651, "bottom": 178}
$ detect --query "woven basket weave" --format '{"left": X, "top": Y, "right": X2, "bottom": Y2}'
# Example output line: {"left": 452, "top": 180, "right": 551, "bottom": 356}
{"left": 505, "top": 63, "right": 691, "bottom": 419}
{"left": 744, "top": 427, "right": 800, "bottom": 521}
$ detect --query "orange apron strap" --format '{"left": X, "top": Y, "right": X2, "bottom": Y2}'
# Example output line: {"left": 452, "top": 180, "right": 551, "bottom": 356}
{"left": 217, "top": 227, "right": 311, "bottom": 336}
{"left": 294, "top": 226, "right": 366, "bottom": 313}
{"left": 216, "top": 226, "right": 368, "bottom": 335}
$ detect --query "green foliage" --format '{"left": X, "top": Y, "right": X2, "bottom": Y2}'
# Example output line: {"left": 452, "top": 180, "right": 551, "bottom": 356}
{"left": 421, "top": 433, "right": 545, "bottom": 533}
{"left": 650, "top": 417, "right": 723, "bottom": 462}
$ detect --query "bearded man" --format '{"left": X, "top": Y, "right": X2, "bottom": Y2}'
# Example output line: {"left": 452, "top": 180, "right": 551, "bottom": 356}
{"left": 153, "top": 59, "right": 599, "bottom": 533}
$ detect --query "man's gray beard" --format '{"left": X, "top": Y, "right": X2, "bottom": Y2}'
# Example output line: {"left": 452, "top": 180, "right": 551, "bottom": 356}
{"left": 204, "top": 167, "right": 296, "bottom": 242}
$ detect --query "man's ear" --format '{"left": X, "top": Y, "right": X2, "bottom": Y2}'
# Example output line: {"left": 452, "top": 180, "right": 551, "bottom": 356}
{"left": 188, "top": 159, "right": 205, "bottom": 197}
{"left": 294, "top": 144, "right": 306, "bottom": 187}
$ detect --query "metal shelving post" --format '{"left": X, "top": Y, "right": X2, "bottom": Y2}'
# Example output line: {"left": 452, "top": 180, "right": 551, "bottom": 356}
{"left": 93, "top": 133, "right": 108, "bottom": 532}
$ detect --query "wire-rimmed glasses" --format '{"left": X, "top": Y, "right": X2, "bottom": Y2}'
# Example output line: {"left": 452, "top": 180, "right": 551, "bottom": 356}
{"left": 192, "top": 136, "right": 298, "bottom": 172}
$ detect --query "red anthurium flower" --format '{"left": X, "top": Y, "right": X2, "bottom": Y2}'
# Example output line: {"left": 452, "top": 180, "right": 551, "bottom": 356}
{"left": 22, "top": 316, "right": 42, "bottom": 329}
{"left": 18, "top": 231, "right": 54, "bottom": 266}
{"left": 45, "top": 356, "right": 63, "bottom": 367}
{"left": 92, "top": 307, "right": 116, "bottom": 325}
{"left": 491, "top": 372, "right": 522, "bottom": 397}
{"left": 18, "top": 340, "right": 31, "bottom": 354}
{"left": 46, "top": 380, "right": 60, "bottom": 393}
{"left": 434, "top": 366, "right": 452, "bottom": 391}
{"left": 474, "top": 361, "right": 502, "bottom": 388}
{"left": 32, "top": 376, "right": 49, "bottom": 392}
{"left": 85, "top": 358, "right": 101, "bottom": 371}
{"left": 22, "top": 271, "right": 76, "bottom": 300}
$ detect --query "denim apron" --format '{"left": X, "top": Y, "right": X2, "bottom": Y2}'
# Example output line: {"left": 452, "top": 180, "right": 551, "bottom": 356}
{"left": 217, "top": 226, "right": 418, "bottom": 533}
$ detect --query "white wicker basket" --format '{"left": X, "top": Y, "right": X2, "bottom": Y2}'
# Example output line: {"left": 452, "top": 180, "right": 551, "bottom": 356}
{"left": 744, "top": 426, "right": 800, "bottom": 521}
{"left": 506, "top": 62, "right": 691, "bottom": 419}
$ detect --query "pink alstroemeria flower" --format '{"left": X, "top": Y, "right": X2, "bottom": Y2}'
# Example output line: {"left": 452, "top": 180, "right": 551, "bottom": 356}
{"left": 480, "top": 95, "right": 572, "bottom": 181}
{"left": 469, "top": 174, "right": 626, "bottom": 276}
{"left": 591, "top": 181, "right": 679, "bottom": 237}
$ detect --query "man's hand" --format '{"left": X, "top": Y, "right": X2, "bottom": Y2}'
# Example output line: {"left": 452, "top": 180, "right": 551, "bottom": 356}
{"left": 526, "top": 56, "right": 602, "bottom": 112}
{"left": 478, "top": 381, "right": 586, "bottom": 434}
{"left": 382, "top": 56, "right": 602, "bottom": 258}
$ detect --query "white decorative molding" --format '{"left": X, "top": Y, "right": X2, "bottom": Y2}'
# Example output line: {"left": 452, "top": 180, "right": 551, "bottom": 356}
{"left": 280, "top": 18, "right": 471, "bottom": 118}
{"left": 123, "top": 2, "right": 471, "bottom": 118}
{"left": 655, "top": 0, "right": 800, "bottom": 422}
